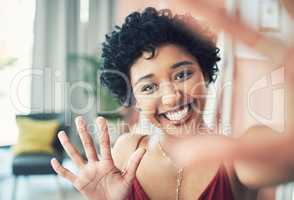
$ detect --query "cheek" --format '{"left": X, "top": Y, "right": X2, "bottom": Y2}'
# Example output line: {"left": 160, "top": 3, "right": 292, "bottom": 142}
{"left": 135, "top": 96, "right": 161, "bottom": 127}
{"left": 189, "top": 83, "right": 206, "bottom": 97}
{"left": 180, "top": 71, "right": 206, "bottom": 96}
{"left": 134, "top": 94, "right": 158, "bottom": 115}
{"left": 182, "top": 77, "right": 207, "bottom": 97}
{"left": 185, "top": 81, "right": 207, "bottom": 110}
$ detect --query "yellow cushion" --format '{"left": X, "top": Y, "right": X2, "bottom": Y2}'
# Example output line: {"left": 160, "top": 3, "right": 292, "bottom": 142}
{"left": 13, "top": 118, "right": 60, "bottom": 155}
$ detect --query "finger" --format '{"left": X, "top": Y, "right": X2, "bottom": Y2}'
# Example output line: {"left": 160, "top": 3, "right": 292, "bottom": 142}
{"left": 75, "top": 116, "right": 99, "bottom": 162}
{"left": 97, "top": 117, "right": 114, "bottom": 162}
{"left": 58, "top": 131, "right": 86, "bottom": 167}
{"left": 51, "top": 158, "right": 76, "bottom": 183}
{"left": 123, "top": 148, "right": 146, "bottom": 184}
{"left": 281, "top": 0, "right": 294, "bottom": 21}
{"left": 173, "top": 0, "right": 288, "bottom": 65}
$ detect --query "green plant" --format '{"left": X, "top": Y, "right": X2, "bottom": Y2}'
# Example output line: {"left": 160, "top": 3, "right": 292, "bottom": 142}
{"left": 67, "top": 53, "right": 121, "bottom": 116}
{"left": 0, "top": 57, "right": 18, "bottom": 69}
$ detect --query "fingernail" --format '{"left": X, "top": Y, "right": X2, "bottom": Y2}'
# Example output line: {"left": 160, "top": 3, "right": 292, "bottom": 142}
{"left": 58, "top": 131, "right": 65, "bottom": 136}
{"left": 51, "top": 157, "right": 57, "bottom": 163}
{"left": 96, "top": 116, "right": 104, "bottom": 124}
{"left": 96, "top": 117, "right": 106, "bottom": 131}
{"left": 58, "top": 131, "right": 66, "bottom": 140}
{"left": 137, "top": 148, "right": 146, "bottom": 154}
{"left": 76, "top": 116, "right": 84, "bottom": 125}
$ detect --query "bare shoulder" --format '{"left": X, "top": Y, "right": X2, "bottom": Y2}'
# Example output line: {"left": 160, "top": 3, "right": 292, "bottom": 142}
{"left": 112, "top": 133, "right": 147, "bottom": 170}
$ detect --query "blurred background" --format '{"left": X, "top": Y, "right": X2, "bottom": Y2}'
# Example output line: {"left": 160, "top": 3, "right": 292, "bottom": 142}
{"left": 0, "top": 0, "right": 293, "bottom": 199}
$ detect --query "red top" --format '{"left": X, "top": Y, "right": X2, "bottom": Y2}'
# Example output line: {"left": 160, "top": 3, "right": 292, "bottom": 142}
{"left": 127, "top": 136, "right": 235, "bottom": 200}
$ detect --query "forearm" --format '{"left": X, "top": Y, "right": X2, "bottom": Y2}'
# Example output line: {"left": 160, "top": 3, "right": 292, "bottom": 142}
{"left": 234, "top": 126, "right": 294, "bottom": 188}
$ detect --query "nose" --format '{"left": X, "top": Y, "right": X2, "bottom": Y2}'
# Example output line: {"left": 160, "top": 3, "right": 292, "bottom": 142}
{"left": 161, "top": 83, "right": 181, "bottom": 107}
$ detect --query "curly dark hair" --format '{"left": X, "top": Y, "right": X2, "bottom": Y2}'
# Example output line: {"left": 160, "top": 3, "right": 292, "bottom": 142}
{"left": 101, "top": 7, "right": 220, "bottom": 107}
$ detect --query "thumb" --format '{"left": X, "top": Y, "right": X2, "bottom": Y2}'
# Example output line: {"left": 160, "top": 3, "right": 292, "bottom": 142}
{"left": 123, "top": 148, "right": 146, "bottom": 184}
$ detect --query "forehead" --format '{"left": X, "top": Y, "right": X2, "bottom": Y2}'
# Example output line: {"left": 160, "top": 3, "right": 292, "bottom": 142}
{"left": 130, "top": 44, "right": 197, "bottom": 83}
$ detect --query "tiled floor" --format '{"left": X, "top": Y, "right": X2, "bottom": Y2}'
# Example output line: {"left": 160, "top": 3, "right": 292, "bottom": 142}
{"left": 0, "top": 148, "right": 83, "bottom": 200}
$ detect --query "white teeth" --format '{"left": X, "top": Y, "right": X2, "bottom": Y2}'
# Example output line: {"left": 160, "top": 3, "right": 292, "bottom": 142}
{"left": 164, "top": 105, "right": 189, "bottom": 121}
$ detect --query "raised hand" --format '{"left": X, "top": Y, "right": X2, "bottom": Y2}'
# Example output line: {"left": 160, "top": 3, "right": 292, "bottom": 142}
{"left": 167, "top": 0, "right": 294, "bottom": 187}
{"left": 172, "top": 0, "right": 290, "bottom": 65}
{"left": 50, "top": 116, "right": 146, "bottom": 200}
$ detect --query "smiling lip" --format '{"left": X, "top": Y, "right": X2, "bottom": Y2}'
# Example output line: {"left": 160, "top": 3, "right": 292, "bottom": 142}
{"left": 157, "top": 100, "right": 197, "bottom": 125}
{"left": 158, "top": 101, "right": 195, "bottom": 115}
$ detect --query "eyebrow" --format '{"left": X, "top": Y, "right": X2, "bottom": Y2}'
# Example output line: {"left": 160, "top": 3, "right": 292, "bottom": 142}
{"left": 134, "top": 60, "right": 194, "bottom": 86}
{"left": 171, "top": 61, "right": 194, "bottom": 69}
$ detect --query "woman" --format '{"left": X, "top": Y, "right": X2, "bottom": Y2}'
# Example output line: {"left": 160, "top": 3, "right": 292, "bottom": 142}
{"left": 51, "top": 7, "right": 294, "bottom": 200}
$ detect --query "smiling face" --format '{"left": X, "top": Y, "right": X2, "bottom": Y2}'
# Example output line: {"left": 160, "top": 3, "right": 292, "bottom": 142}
{"left": 130, "top": 44, "right": 207, "bottom": 137}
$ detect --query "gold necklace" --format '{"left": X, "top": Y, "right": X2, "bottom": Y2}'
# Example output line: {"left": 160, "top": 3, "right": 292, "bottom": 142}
{"left": 158, "top": 141, "right": 183, "bottom": 200}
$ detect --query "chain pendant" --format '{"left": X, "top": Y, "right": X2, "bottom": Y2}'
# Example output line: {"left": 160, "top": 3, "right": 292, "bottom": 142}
{"left": 159, "top": 142, "right": 184, "bottom": 200}
{"left": 176, "top": 168, "right": 183, "bottom": 200}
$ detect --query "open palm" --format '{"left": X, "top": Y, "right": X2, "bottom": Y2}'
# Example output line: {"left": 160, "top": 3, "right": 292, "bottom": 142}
{"left": 51, "top": 117, "right": 146, "bottom": 200}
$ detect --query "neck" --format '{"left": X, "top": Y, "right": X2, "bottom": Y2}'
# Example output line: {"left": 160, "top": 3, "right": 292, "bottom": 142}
{"left": 157, "top": 123, "right": 212, "bottom": 167}
{"left": 158, "top": 134, "right": 190, "bottom": 167}
{"left": 160, "top": 124, "right": 207, "bottom": 144}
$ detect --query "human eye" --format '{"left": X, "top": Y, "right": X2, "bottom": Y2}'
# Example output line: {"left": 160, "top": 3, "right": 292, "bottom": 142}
{"left": 174, "top": 70, "right": 193, "bottom": 81}
{"left": 140, "top": 83, "right": 158, "bottom": 94}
